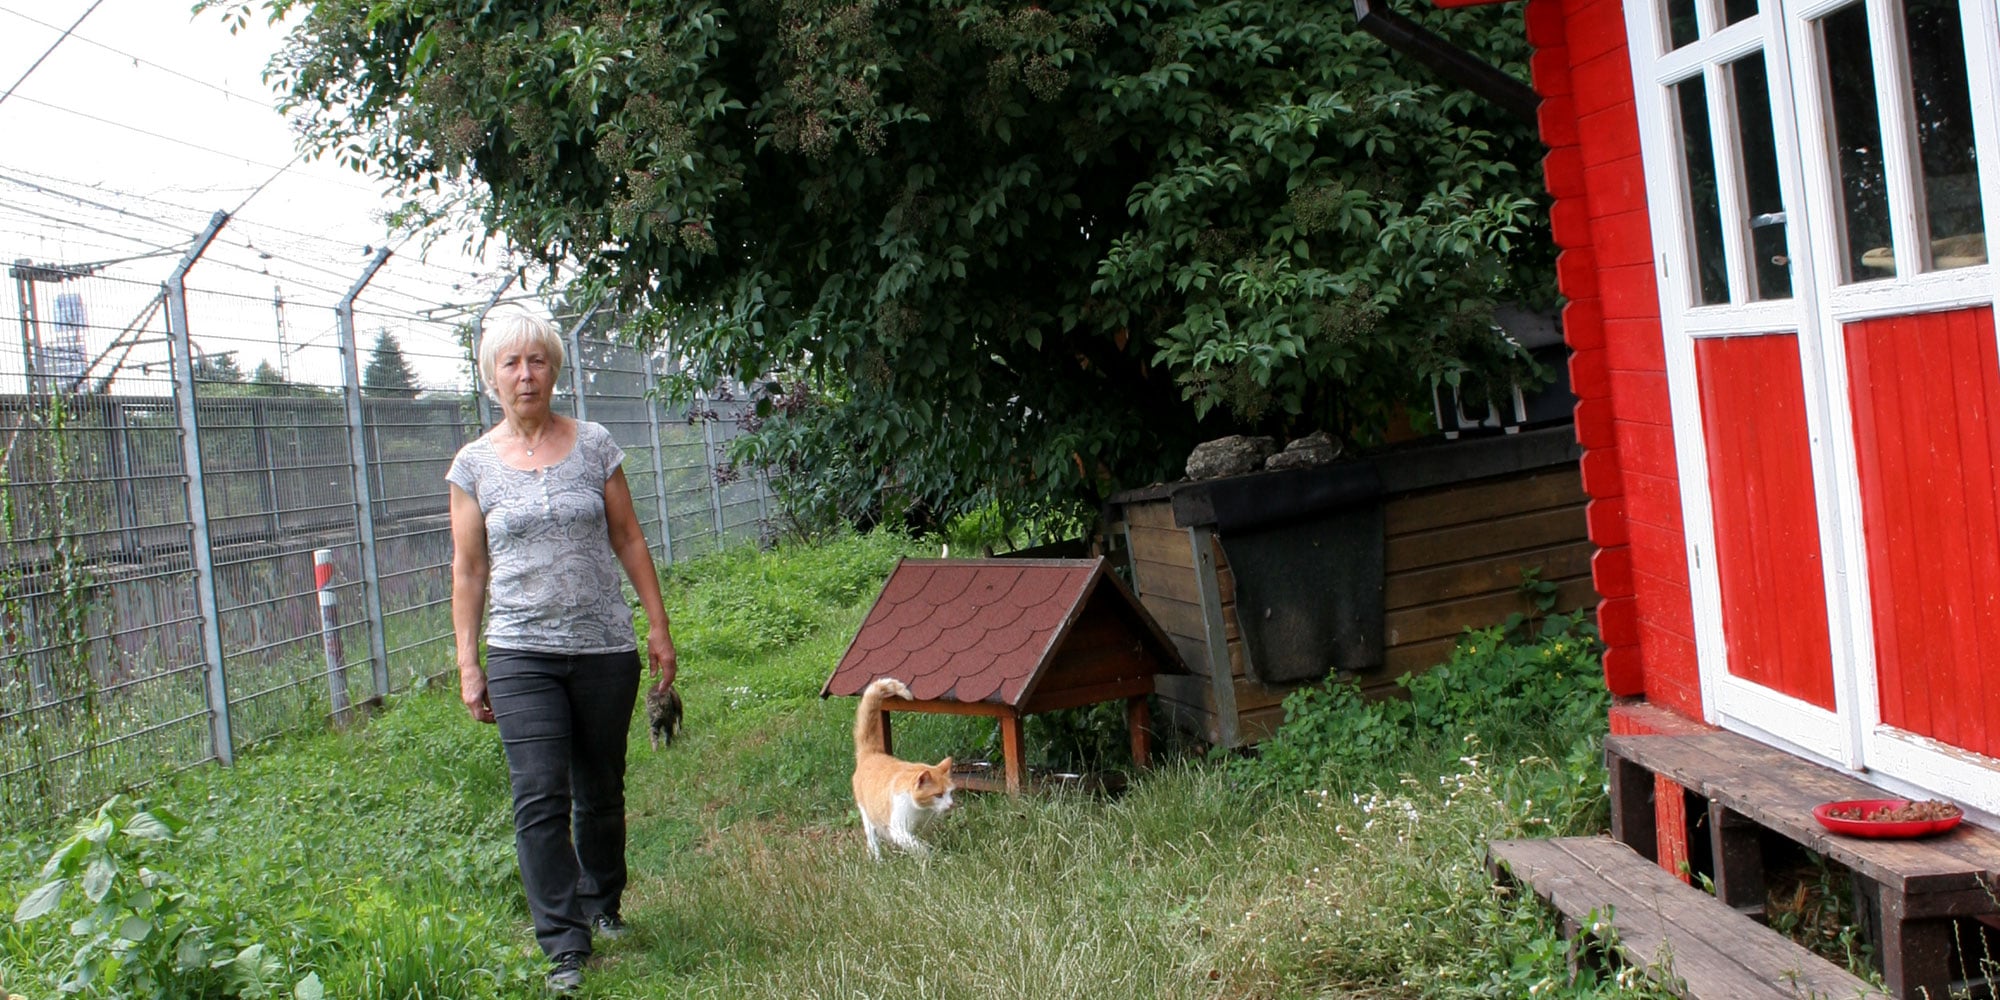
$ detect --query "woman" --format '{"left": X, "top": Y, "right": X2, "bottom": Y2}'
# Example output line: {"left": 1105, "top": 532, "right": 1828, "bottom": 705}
{"left": 446, "top": 311, "right": 676, "bottom": 993}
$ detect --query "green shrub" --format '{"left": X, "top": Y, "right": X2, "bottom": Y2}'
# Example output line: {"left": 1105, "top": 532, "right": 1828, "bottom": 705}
{"left": 664, "top": 529, "right": 925, "bottom": 662}
{"left": 1238, "top": 611, "right": 1609, "bottom": 806}
{"left": 309, "top": 879, "right": 524, "bottom": 1000}
{"left": 938, "top": 500, "right": 1090, "bottom": 557}
{"left": 683, "top": 586, "right": 822, "bottom": 659}
{"left": 9, "top": 796, "right": 312, "bottom": 999}
{"left": 1242, "top": 680, "right": 1416, "bottom": 786}
{"left": 1020, "top": 700, "right": 1136, "bottom": 773}
{"left": 1405, "top": 611, "right": 1607, "bottom": 737}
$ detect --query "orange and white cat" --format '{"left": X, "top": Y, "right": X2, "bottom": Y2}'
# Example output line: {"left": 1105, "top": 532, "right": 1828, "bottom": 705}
{"left": 852, "top": 678, "right": 955, "bottom": 859}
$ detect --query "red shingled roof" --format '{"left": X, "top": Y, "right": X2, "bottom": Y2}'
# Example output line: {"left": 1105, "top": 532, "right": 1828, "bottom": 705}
{"left": 821, "top": 556, "right": 1180, "bottom": 707}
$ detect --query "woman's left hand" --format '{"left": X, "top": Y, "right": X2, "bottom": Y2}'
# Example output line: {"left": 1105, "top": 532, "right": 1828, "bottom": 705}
{"left": 648, "top": 627, "right": 678, "bottom": 688}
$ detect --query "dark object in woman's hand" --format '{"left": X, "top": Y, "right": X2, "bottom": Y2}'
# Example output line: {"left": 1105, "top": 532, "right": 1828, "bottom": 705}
{"left": 646, "top": 680, "right": 682, "bottom": 750}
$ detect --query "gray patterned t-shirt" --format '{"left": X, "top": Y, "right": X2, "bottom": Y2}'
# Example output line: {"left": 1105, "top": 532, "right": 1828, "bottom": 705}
{"left": 446, "top": 419, "right": 637, "bottom": 654}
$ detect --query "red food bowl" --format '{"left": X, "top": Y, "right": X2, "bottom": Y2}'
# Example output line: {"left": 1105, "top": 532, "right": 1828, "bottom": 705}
{"left": 1812, "top": 798, "right": 1963, "bottom": 839}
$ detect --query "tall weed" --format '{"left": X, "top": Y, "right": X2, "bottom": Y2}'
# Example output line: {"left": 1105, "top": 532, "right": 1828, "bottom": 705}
{"left": 8, "top": 796, "right": 307, "bottom": 999}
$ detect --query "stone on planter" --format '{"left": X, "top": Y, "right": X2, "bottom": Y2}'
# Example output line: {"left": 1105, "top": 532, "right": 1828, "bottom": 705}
{"left": 1185, "top": 435, "right": 1277, "bottom": 480}
{"left": 1264, "top": 430, "right": 1342, "bottom": 471}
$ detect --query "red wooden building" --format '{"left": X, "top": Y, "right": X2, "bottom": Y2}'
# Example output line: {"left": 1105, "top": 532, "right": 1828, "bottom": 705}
{"left": 1475, "top": 0, "right": 1998, "bottom": 819}
{"left": 1457, "top": 0, "right": 2000, "bottom": 990}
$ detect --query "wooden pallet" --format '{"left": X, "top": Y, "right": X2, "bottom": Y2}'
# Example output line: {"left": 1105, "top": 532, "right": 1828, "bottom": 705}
{"left": 1606, "top": 732, "right": 2000, "bottom": 999}
{"left": 1490, "top": 835, "right": 1888, "bottom": 999}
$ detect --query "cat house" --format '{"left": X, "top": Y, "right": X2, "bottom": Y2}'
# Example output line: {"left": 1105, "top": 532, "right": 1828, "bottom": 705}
{"left": 821, "top": 556, "right": 1185, "bottom": 793}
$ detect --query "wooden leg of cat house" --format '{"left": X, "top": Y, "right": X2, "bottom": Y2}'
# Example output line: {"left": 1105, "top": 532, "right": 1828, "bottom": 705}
{"left": 878, "top": 711, "right": 894, "bottom": 756}
{"left": 1126, "top": 695, "right": 1151, "bottom": 769}
{"left": 999, "top": 713, "right": 1025, "bottom": 794}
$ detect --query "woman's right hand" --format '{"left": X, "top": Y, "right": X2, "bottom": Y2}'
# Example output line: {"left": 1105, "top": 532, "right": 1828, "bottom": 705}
{"left": 461, "top": 669, "right": 495, "bottom": 724}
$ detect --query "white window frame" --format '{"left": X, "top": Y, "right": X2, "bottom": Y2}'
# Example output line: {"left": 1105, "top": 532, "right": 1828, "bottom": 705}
{"left": 1786, "top": 0, "right": 1996, "bottom": 321}
{"left": 1627, "top": 0, "right": 1860, "bottom": 768}
{"left": 1783, "top": 0, "right": 2000, "bottom": 815}
{"left": 1629, "top": 0, "right": 2000, "bottom": 811}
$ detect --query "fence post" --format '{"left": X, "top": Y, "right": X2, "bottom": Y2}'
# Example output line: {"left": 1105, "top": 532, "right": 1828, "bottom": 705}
{"left": 108, "top": 400, "right": 141, "bottom": 561}
{"left": 640, "top": 350, "right": 675, "bottom": 565}
{"left": 164, "top": 210, "right": 234, "bottom": 765}
{"left": 563, "top": 305, "right": 599, "bottom": 421}
{"left": 250, "top": 398, "right": 281, "bottom": 542}
{"left": 755, "top": 457, "right": 771, "bottom": 540}
{"left": 468, "top": 273, "right": 515, "bottom": 432}
{"left": 335, "top": 248, "right": 393, "bottom": 702}
{"left": 313, "top": 548, "right": 352, "bottom": 726}
{"left": 699, "top": 387, "right": 725, "bottom": 543}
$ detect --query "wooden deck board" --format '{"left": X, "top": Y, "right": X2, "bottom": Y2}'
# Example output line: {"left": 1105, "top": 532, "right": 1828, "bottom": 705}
{"left": 1605, "top": 733, "right": 2000, "bottom": 899}
{"left": 1491, "top": 836, "right": 1888, "bottom": 999}
{"left": 1606, "top": 729, "right": 2000, "bottom": 998}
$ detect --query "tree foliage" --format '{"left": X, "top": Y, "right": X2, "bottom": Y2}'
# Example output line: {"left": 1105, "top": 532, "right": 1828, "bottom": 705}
{"left": 363, "top": 331, "right": 421, "bottom": 398}
{"left": 224, "top": 0, "right": 1552, "bottom": 522}
{"left": 193, "top": 350, "right": 245, "bottom": 385}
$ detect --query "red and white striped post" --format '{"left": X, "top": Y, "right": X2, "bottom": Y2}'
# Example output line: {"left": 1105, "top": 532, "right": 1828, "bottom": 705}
{"left": 315, "top": 548, "right": 352, "bottom": 725}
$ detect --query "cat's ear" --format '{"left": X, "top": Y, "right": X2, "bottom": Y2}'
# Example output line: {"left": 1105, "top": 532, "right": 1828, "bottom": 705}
{"left": 937, "top": 756, "right": 954, "bottom": 771}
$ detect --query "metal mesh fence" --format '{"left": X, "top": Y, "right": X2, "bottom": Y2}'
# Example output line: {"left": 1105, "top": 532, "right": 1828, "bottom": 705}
{"left": 0, "top": 253, "right": 774, "bottom": 821}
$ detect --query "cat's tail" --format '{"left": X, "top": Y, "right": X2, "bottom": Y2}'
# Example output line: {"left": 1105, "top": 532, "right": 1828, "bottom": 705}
{"left": 854, "top": 677, "right": 912, "bottom": 757}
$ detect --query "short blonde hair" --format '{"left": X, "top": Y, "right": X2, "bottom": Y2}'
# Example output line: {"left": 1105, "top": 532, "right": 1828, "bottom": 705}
{"left": 478, "top": 311, "right": 566, "bottom": 399}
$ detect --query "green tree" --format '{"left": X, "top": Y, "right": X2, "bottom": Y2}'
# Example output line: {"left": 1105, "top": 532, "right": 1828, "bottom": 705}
{"left": 252, "top": 360, "right": 283, "bottom": 386}
{"left": 221, "top": 0, "right": 1552, "bottom": 522}
{"left": 193, "top": 350, "right": 244, "bottom": 385}
{"left": 363, "top": 330, "right": 421, "bottom": 398}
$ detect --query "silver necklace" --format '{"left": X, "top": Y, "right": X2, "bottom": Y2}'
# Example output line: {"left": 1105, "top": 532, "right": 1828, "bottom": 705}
{"left": 520, "top": 426, "right": 549, "bottom": 456}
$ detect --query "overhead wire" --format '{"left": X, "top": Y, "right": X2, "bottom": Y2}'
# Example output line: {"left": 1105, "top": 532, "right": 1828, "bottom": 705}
{"left": 0, "top": 0, "right": 108, "bottom": 109}
{"left": 0, "top": 3, "right": 277, "bottom": 107}
{"left": 4, "top": 162, "right": 336, "bottom": 251}
{"left": 0, "top": 227, "right": 173, "bottom": 269}
{"left": 1, "top": 12, "right": 505, "bottom": 238}
{"left": 4, "top": 94, "right": 353, "bottom": 181}
{"left": 0, "top": 168, "right": 201, "bottom": 238}
{"left": 0, "top": 199, "right": 190, "bottom": 256}
{"left": 227, "top": 151, "right": 305, "bottom": 217}
{"left": 3, "top": 160, "right": 509, "bottom": 305}
{"left": 0, "top": 20, "right": 520, "bottom": 327}
{"left": 2, "top": 165, "right": 490, "bottom": 312}
{"left": 26, "top": 163, "right": 503, "bottom": 298}
{"left": 215, "top": 240, "right": 471, "bottom": 311}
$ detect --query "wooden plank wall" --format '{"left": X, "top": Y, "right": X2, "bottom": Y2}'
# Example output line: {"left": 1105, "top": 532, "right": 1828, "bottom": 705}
{"left": 1115, "top": 462, "right": 1598, "bottom": 746}
{"left": 1122, "top": 501, "right": 1237, "bottom": 744}
{"left": 1377, "top": 464, "right": 1598, "bottom": 691}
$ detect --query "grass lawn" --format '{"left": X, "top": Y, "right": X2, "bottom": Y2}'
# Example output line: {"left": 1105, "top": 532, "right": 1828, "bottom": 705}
{"left": 0, "top": 531, "right": 1665, "bottom": 999}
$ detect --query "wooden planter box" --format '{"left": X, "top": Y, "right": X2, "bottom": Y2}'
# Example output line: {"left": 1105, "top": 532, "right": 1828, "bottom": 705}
{"left": 1104, "top": 426, "right": 1598, "bottom": 747}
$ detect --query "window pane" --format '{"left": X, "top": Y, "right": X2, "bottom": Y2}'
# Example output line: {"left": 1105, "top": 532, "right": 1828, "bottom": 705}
{"left": 1819, "top": 3, "right": 1894, "bottom": 281}
{"left": 1723, "top": 0, "right": 1759, "bottom": 27}
{"left": 1731, "top": 54, "right": 1792, "bottom": 299}
{"left": 1665, "top": 0, "right": 1701, "bottom": 49}
{"left": 1676, "top": 76, "right": 1731, "bottom": 305}
{"left": 1906, "top": 0, "right": 1985, "bottom": 271}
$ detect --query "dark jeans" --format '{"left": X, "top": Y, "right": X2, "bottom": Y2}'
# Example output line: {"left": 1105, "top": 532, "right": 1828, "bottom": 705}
{"left": 485, "top": 647, "right": 641, "bottom": 959}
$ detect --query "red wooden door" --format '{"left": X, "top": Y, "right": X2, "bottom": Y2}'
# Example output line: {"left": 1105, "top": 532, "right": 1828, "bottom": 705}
{"left": 1694, "top": 334, "right": 1837, "bottom": 711}
{"left": 1845, "top": 306, "right": 2000, "bottom": 759}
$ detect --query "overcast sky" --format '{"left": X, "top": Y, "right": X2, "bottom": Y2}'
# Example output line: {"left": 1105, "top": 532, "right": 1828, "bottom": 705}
{"left": 0, "top": 0, "right": 536, "bottom": 392}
